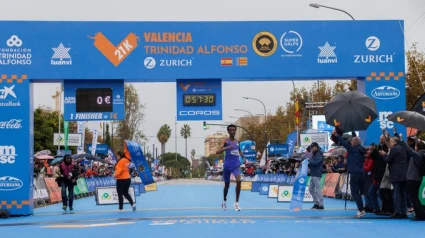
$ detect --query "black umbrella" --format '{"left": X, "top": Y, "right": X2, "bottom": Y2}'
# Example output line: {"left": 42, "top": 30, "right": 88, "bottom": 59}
{"left": 324, "top": 91, "right": 378, "bottom": 133}
{"left": 387, "top": 111, "right": 425, "bottom": 131}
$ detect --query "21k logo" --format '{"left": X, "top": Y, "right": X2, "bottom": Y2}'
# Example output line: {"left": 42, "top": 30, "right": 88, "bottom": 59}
{"left": 89, "top": 32, "right": 139, "bottom": 67}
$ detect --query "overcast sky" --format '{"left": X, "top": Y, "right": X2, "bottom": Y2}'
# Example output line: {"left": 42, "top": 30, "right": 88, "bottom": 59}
{"left": 2, "top": 0, "right": 424, "bottom": 158}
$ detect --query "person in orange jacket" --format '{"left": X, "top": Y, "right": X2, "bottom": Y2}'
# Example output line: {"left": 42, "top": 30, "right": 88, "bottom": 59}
{"left": 113, "top": 150, "right": 136, "bottom": 212}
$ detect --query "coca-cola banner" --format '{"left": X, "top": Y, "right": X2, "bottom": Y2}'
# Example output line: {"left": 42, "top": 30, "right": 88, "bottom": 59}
{"left": 0, "top": 119, "right": 22, "bottom": 129}
{"left": 0, "top": 78, "right": 33, "bottom": 216}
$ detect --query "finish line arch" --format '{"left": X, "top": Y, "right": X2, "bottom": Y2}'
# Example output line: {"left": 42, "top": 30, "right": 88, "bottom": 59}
{"left": 0, "top": 20, "right": 405, "bottom": 215}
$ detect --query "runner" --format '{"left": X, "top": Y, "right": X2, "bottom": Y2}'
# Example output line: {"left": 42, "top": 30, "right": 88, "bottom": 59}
{"left": 216, "top": 124, "right": 246, "bottom": 211}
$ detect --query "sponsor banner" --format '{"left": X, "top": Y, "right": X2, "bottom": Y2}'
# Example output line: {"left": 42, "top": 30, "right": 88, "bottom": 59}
{"left": 0, "top": 78, "right": 33, "bottom": 216}
{"left": 53, "top": 133, "right": 82, "bottom": 147}
{"left": 96, "top": 186, "right": 136, "bottom": 205}
{"left": 125, "top": 140, "right": 154, "bottom": 185}
{"left": 33, "top": 176, "right": 49, "bottom": 200}
{"left": 259, "top": 183, "right": 269, "bottom": 195}
{"left": 87, "top": 144, "right": 108, "bottom": 154}
{"left": 278, "top": 185, "right": 314, "bottom": 202}
{"left": 240, "top": 140, "right": 257, "bottom": 162}
{"left": 268, "top": 184, "right": 280, "bottom": 198}
{"left": 362, "top": 75, "right": 406, "bottom": 145}
{"left": 268, "top": 144, "right": 289, "bottom": 156}
{"left": 300, "top": 133, "right": 329, "bottom": 147}
{"left": 289, "top": 159, "right": 310, "bottom": 211}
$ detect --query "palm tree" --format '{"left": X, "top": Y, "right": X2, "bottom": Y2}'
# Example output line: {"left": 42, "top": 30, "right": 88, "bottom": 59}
{"left": 191, "top": 149, "right": 196, "bottom": 159}
{"left": 180, "top": 124, "right": 191, "bottom": 160}
{"left": 157, "top": 124, "right": 171, "bottom": 156}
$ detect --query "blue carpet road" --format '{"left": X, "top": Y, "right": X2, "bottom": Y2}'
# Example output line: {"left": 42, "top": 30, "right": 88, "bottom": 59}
{"left": 0, "top": 180, "right": 422, "bottom": 238}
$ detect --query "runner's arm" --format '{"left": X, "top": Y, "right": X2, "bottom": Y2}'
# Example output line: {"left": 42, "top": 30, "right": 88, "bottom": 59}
{"left": 216, "top": 138, "right": 229, "bottom": 154}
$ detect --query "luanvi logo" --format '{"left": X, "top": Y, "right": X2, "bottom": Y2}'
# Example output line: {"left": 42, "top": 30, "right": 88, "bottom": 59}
{"left": 89, "top": 32, "right": 139, "bottom": 67}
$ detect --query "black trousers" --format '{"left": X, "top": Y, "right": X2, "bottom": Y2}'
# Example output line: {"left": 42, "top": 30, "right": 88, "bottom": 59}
{"left": 407, "top": 180, "right": 425, "bottom": 219}
{"left": 116, "top": 179, "right": 134, "bottom": 210}
{"left": 61, "top": 180, "right": 74, "bottom": 208}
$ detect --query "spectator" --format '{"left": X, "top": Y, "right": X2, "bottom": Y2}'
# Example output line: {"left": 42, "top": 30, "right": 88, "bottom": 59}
{"left": 379, "top": 137, "right": 409, "bottom": 219}
{"left": 333, "top": 129, "right": 366, "bottom": 218}
{"left": 308, "top": 142, "right": 324, "bottom": 210}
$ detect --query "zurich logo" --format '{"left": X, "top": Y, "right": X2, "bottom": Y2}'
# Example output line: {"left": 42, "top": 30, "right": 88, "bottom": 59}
{"left": 299, "top": 178, "right": 305, "bottom": 184}
{"left": 371, "top": 86, "right": 400, "bottom": 100}
{"left": 270, "top": 147, "right": 275, "bottom": 152}
{"left": 0, "top": 176, "right": 23, "bottom": 191}
{"left": 262, "top": 186, "right": 269, "bottom": 191}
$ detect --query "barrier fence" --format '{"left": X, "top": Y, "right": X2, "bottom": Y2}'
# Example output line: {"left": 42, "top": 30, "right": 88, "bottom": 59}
{"left": 33, "top": 174, "right": 161, "bottom": 208}
{"left": 208, "top": 173, "right": 425, "bottom": 205}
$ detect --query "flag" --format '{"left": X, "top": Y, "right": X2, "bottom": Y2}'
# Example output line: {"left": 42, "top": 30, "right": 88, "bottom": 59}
{"left": 77, "top": 122, "right": 86, "bottom": 154}
{"left": 289, "top": 159, "right": 309, "bottom": 212}
{"left": 237, "top": 57, "right": 248, "bottom": 66}
{"left": 64, "top": 121, "right": 69, "bottom": 150}
{"left": 91, "top": 129, "right": 98, "bottom": 156}
{"left": 124, "top": 140, "right": 154, "bottom": 185}
{"left": 221, "top": 57, "right": 233, "bottom": 66}
{"left": 285, "top": 131, "right": 297, "bottom": 157}
{"left": 295, "top": 99, "right": 300, "bottom": 126}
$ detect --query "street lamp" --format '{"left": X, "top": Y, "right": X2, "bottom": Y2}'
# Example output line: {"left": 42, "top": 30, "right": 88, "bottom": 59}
{"left": 309, "top": 3, "right": 355, "bottom": 20}
{"left": 234, "top": 109, "right": 254, "bottom": 117}
{"left": 242, "top": 97, "right": 267, "bottom": 159}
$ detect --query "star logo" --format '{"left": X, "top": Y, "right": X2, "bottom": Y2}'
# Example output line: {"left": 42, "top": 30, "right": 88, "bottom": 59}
{"left": 317, "top": 42, "right": 338, "bottom": 64}
{"left": 51, "top": 43, "right": 72, "bottom": 65}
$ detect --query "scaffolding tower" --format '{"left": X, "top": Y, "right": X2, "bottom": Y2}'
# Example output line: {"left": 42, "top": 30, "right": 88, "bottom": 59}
{"left": 303, "top": 102, "right": 327, "bottom": 129}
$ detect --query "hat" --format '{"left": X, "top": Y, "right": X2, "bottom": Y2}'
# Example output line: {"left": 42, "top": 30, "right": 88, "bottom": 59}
{"left": 64, "top": 154, "right": 72, "bottom": 160}
{"left": 310, "top": 142, "right": 319, "bottom": 148}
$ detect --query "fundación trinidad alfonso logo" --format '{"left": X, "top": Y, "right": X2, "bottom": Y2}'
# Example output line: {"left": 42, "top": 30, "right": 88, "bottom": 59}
{"left": 89, "top": 32, "right": 139, "bottom": 67}
{"left": 252, "top": 32, "right": 277, "bottom": 57}
{"left": 179, "top": 83, "right": 191, "bottom": 91}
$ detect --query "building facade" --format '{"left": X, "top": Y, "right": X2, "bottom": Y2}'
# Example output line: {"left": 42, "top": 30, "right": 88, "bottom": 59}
{"left": 204, "top": 131, "right": 228, "bottom": 157}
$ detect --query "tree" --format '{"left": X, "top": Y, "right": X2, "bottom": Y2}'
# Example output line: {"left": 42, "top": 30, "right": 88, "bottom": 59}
{"left": 84, "top": 127, "right": 103, "bottom": 148}
{"left": 162, "top": 152, "right": 190, "bottom": 177}
{"left": 406, "top": 43, "right": 425, "bottom": 110}
{"left": 104, "top": 123, "right": 111, "bottom": 147}
{"left": 157, "top": 124, "right": 171, "bottom": 156}
{"left": 180, "top": 124, "right": 191, "bottom": 160}
{"left": 114, "top": 83, "right": 147, "bottom": 151}
{"left": 34, "top": 106, "right": 77, "bottom": 153}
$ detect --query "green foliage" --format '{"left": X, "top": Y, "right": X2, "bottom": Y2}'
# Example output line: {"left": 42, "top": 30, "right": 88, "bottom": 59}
{"left": 105, "top": 123, "right": 111, "bottom": 147}
{"left": 157, "top": 124, "right": 171, "bottom": 155}
{"left": 180, "top": 124, "right": 191, "bottom": 160}
{"left": 113, "top": 83, "right": 146, "bottom": 152}
{"left": 161, "top": 152, "right": 191, "bottom": 177}
{"left": 34, "top": 106, "right": 77, "bottom": 154}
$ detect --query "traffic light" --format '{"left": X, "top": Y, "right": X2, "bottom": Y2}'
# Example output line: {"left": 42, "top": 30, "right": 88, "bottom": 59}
{"left": 203, "top": 121, "right": 207, "bottom": 130}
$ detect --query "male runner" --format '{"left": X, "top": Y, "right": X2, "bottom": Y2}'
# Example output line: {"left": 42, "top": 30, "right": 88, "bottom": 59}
{"left": 216, "top": 124, "right": 246, "bottom": 211}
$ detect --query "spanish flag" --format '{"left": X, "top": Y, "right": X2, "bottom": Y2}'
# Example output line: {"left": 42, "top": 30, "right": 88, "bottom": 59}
{"left": 237, "top": 57, "right": 248, "bottom": 66}
{"left": 295, "top": 99, "right": 300, "bottom": 125}
{"left": 221, "top": 57, "right": 233, "bottom": 66}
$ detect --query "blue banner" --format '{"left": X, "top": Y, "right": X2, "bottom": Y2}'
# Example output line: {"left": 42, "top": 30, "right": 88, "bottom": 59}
{"left": 268, "top": 144, "right": 289, "bottom": 156}
{"left": 176, "top": 78, "right": 222, "bottom": 121}
{"left": 125, "top": 140, "right": 155, "bottom": 185}
{"left": 285, "top": 131, "right": 298, "bottom": 157}
{"left": 0, "top": 78, "right": 33, "bottom": 216}
{"left": 240, "top": 140, "right": 257, "bottom": 162}
{"left": 87, "top": 144, "right": 109, "bottom": 154}
{"left": 290, "top": 159, "right": 309, "bottom": 212}
{"left": 317, "top": 121, "right": 334, "bottom": 131}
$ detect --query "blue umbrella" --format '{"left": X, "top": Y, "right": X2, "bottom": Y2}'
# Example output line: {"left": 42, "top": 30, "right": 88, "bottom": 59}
{"left": 50, "top": 156, "right": 63, "bottom": 165}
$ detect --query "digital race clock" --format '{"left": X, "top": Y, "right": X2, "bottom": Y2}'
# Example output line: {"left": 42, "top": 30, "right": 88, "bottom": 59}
{"left": 76, "top": 88, "right": 113, "bottom": 112}
{"left": 183, "top": 94, "right": 216, "bottom": 106}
